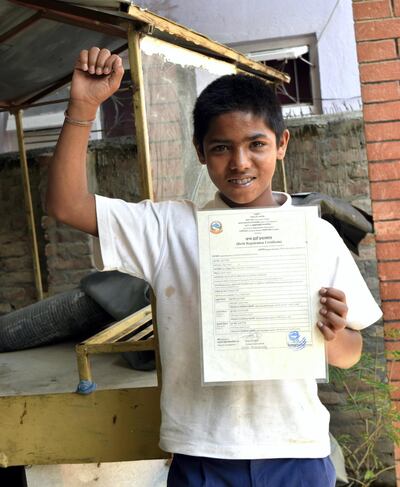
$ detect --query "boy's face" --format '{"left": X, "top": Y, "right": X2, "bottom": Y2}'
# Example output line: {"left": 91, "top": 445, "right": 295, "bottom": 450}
{"left": 195, "top": 111, "right": 289, "bottom": 208}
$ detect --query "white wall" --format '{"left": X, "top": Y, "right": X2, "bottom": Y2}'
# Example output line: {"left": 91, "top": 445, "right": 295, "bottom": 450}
{"left": 139, "top": 0, "right": 361, "bottom": 114}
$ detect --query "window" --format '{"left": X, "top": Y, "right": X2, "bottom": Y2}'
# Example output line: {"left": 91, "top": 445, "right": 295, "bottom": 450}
{"left": 231, "top": 36, "right": 321, "bottom": 117}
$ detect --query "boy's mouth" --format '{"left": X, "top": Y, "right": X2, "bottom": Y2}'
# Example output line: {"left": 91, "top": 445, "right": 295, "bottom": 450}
{"left": 227, "top": 176, "right": 255, "bottom": 185}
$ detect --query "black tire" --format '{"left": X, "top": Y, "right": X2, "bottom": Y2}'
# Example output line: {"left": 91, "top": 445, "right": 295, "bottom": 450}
{"left": 0, "top": 288, "right": 113, "bottom": 352}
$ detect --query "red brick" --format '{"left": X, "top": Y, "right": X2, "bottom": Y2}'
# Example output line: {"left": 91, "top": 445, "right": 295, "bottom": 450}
{"left": 370, "top": 180, "right": 400, "bottom": 199}
{"left": 378, "top": 260, "right": 400, "bottom": 279}
{"left": 375, "top": 220, "right": 400, "bottom": 240}
{"left": 395, "top": 0, "right": 400, "bottom": 16}
{"left": 381, "top": 281, "right": 400, "bottom": 299}
{"left": 396, "top": 458, "right": 400, "bottom": 480}
{"left": 355, "top": 18, "right": 400, "bottom": 41}
{"left": 385, "top": 321, "right": 400, "bottom": 339}
{"left": 382, "top": 301, "right": 400, "bottom": 320}
{"left": 385, "top": 340, "right": 400, "bottom": 352}
{"left": 362, "top": 81, "right": 400, "bottom": 103}
{"left": 353, "top": 0, "right": 392, "bottom": 20}
{"left": 375, "top": 221, "right": 400, "bottom": 242}
{"left": 390, "top": 382, "right": 400, "bottom": 400}
{"left": 365, "top": 121, "right": 400, "bottom": 142}
{"left": 369, "top": 161, "right": 400, "bottom": 179}
{"left": 363, "top": 100, "right": 400, "bottom": 122}
{"left": 367, "top": 140, "right": 400, "bottom": 160}
{"left": 388, "top": 360, "right": 400, "bottom": 380}
{"left": 357, "top": 39, "right": 397, "bottom": 62}
{"left": 360, "top": 60, "right": 400, "bottom": 83}
{"left": 373, "top": 200, "right": 400, "bottom": 219}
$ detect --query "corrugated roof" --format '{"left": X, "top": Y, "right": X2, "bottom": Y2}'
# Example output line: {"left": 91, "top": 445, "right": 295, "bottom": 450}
{"left": 1, "top": 0, "right": 288, "bottom": 111}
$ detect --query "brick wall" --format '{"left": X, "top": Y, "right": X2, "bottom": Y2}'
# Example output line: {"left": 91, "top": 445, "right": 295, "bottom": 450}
{"left": 353, "top": 0, "right": 400, "bottom": 484}
{"left": 40, "top": 141, "right": 141, "bottom": 296}
{"left": 0, "top": 154, "right": 45, "bottom": 313}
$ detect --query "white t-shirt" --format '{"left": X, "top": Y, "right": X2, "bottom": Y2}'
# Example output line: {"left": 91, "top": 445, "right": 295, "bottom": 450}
{"left": 93, "top": 192, "right": 382, "bottom": 459}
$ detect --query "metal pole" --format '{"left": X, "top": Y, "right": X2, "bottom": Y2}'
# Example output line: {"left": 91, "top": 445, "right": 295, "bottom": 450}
{"left": 128, "top": 26, "right": 154, "bottom": 201}
{"left": 14, "top": 109, "right": 44, "bottom": 300}
{"left": 127, "top": 26, "right": 162, "bottom": 388}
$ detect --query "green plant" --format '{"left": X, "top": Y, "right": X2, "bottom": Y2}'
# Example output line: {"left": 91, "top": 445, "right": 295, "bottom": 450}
{"left": 330, "top": 349, "right": 400, "bottom": 487}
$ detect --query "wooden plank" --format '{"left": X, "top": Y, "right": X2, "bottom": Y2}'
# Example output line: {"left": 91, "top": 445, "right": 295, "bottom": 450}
{"left": 83, "top": 305, "right": 152, "bottom": 345}
{"left": 126, "top": 5, "right": 289, "bottom": 83}
{"left": 106, "top": 316, "right": 152, "bottom": 343}
{"left": 0, "top": 388, "right": 165, "bottom": 466}
{"left": 14, "top": 110, "right": 43, "bottom": 301}
{"left": 128, "top": 26, "right": 154, "bottom": 201}
{"left": 150, "top": 293, "right": 163, "bottom": 388}
{"left": 11, "top": 0, "right": 130, "bottom": 30}
{"left": 128, "top": 325, "right": 154, "bottom": 342}
{"left": 82, "top": 314, "right": 152, "bottom": 346}
{"left": 81, "top": 338, "right": 156, "bottom": 354}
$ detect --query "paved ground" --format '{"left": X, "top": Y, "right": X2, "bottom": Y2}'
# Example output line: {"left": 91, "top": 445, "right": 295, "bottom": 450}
{"left": 26, "top": 460, "right": 169, "bottom": 486}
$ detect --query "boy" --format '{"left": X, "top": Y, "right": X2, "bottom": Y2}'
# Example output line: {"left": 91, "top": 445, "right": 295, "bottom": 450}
{"left": 47, "top": 47, "right": 382, "bottom": 486}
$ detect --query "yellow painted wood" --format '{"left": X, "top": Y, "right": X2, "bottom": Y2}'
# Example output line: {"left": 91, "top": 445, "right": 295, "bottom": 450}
{"left": 0, "top": 388, "right": 165, "bottom": 467}
{"left": 76, "top": 346, "right": 92, "bottom": 381}
{"left": 102, "top": 316, "right": 152, "bottom": 344}
{"left": 128, "top": 26, "right": 154, "bottom": 201}
{"left": 130, "top": 324, "right": 153, "bottom": 341}
{"left": 14, "top": 109, "right": 43, "bottom": 301}
{"left": 84, "top": 305, "right": 152, "bottom": 345}
{"left": 76, "top": 304, "right": 155, "bottom": 384}
{"left": 80, "top": 338, "right": 156, "bottom": 354}
{"left": 127, "top": 4, "right": 290, "bottom": 84}
{"left": 150, "top": 293, "right": 163, "bottom": 388}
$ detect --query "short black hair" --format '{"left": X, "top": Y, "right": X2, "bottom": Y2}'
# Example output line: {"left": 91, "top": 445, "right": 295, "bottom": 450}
{"left": 193, "top": 74, "right": 285, "bottom": 151}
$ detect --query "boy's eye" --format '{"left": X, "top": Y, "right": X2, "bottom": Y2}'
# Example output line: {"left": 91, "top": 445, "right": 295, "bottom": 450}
{"left": 211, "top": 145, "right": 229, "bottom": 153}
{"left": 251, "top": 140, "right": 266, "bottom": 149}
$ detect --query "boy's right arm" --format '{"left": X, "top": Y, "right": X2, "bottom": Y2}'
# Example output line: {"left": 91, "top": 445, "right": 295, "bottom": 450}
{"left": 46, "top": 47, "right": 124, "bottom": 236}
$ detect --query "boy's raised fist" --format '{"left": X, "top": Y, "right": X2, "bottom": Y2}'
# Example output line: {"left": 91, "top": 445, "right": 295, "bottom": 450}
{"left": 69, "top": 47, "right": 125, "bottom": 116}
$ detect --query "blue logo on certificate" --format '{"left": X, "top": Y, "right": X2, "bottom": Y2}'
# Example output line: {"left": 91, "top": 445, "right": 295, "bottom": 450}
{"left": 210, "top": 220, "right": 223, "bottom": 234}
{"left": 287, "top": 330, "right": 307, "bottom": 351}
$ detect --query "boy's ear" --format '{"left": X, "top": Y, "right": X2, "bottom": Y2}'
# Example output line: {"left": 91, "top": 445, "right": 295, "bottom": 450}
{"left": 193, "top": 137, "right": 206, "bottom": 165}
{"left": 277, "top": 129, "right": 290, "bottom": 160}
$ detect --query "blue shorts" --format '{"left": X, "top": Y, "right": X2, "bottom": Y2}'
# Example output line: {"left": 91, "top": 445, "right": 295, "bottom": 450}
{"left": 167, "top": 454, "right": 336, "bottom": 487}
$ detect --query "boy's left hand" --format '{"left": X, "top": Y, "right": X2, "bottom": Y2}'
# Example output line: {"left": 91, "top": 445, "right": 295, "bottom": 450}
{"left": 317, "top": 287, "right": 348, "bottom": 341}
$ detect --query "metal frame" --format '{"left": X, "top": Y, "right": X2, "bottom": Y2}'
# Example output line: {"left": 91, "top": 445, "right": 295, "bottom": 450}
{"left": 13, "top": 110, "right": 44, "bottom": 301}
{"left": 128, "top": 26, "right": 154, "bottom": 201}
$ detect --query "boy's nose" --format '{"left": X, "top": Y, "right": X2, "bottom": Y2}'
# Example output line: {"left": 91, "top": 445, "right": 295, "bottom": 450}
{"left": 229, "top": 148, "right": 250, "bottom": 171}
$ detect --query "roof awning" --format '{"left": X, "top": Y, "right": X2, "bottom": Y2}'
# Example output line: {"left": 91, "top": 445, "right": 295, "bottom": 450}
{"left": 0, "top": 0, "right": 290, "bottom": 111}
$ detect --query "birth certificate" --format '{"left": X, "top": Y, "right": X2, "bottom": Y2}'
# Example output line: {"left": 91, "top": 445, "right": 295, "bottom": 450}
{"left": 197, "top": 205, "right": 326, "bottom": 384}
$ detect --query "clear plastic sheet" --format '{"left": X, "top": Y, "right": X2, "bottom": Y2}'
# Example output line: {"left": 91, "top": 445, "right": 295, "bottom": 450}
{"left": 140, "top": 36, "right": 236, "bottom": 205}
